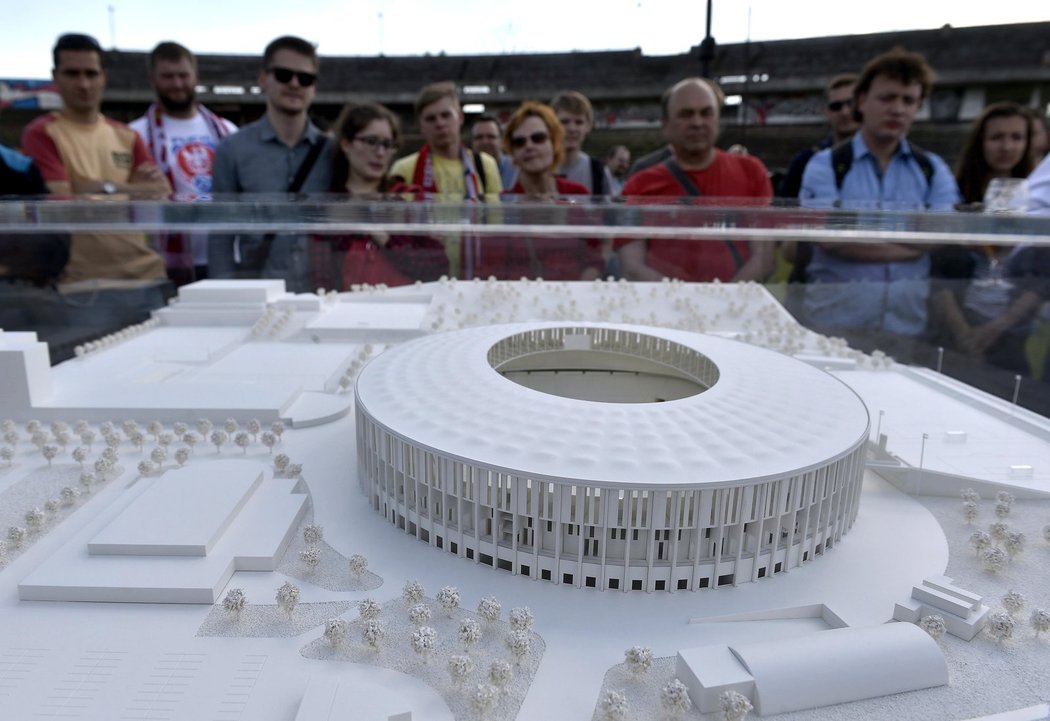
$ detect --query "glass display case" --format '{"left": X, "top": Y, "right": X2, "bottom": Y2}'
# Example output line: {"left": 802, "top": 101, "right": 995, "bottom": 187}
{"left": 3, "top": 196, "right": 1048, "bottom": 415}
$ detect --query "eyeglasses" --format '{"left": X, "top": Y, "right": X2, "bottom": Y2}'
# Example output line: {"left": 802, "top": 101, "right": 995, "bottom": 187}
{"left": 827, "top": 99, "right": 853, "bottom": 112}
{"left": 267, "top": 66, "right": 317, "bottom": 87}
{"left": 353, "top": 135, "right": 398, "bottom": 152}
{"left": 510, "top": 131, "right": 550, "bottom": 149}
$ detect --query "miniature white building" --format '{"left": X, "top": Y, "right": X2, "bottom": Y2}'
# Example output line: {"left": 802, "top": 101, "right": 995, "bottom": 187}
{"left": 355, "top": 322, "right": 870, "bottom": 591}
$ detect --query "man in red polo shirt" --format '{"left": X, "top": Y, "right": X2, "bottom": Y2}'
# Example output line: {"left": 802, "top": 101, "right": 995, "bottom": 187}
{"left": 619, "top": 77, "right": 774, "bottom": 282}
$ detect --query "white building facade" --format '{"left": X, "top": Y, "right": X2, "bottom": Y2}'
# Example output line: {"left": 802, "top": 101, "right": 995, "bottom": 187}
{"left": 356, "top": 323, "right": 869, "bottom": 592}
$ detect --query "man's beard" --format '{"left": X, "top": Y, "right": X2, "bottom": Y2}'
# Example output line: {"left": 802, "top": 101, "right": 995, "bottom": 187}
{"left": 158, "top": 90, "right": 195, "bottom": 114}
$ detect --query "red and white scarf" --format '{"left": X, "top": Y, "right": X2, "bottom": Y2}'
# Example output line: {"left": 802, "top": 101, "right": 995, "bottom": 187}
{"left": 142, "top": 103, "right": 233, "bottom": 189}
{"left": 411, "top": 143, "right": 483, "bottom": 200}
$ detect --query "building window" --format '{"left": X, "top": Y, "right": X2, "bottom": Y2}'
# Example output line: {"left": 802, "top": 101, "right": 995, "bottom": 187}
{"left": 632, "top": 580, "right": 643, "bottom": 591}
{"left": 757, "top": 566, "right": 766, "bottom": 578}
{"left": 481, "top": 553, "right": 493, "bottom": 566}
{"left": 521, "top": 564, "right": 530, "bottom": 576}
{"left": 718, "top": 573, "right": 734, "bottom": 586}
{"left": 541, "top": 569, "right": 552, "bottom": 581}
{"left": 655, "top": 580, "right": 666, "bottom": 591}
{"left": 563, "top": 573, "right": 573, "bottom": 585}
{"left": 677, "top": 579, "right": 689, "bottom": 590}
{"left": 774, "top": 562, "right": 782, "bottom": 573}
{"left": 450, "top": 541, "right": 458, "bottom": 554}
{"left": 466, "top": 548, "right": 474, "bottom": 560}
{"left": 497, "top": 558, "right": 512, "bottom": 572}
{"left": 699, "top": 578, "right": 710, "bottom": 589}
{"left": 586, "top": 576, "right": 597, "bottom": 588}
{"left": 609, "top": 578, "right": 620, "bottom": 590}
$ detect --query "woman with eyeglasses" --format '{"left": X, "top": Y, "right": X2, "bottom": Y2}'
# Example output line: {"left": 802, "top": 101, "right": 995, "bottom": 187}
{"left": 473, "top": 101, "right": 601, "bottom": 280}
{"left": 928, "top": 101, "right": 1049, "bottom": 380}
{"left": 312, "top": 102, "right": 446, "bottom": 289}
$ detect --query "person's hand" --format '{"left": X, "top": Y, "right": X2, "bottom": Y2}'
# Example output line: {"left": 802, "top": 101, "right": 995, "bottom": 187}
{"left": 131, "top": 162, "right": 165, "bottom": 184}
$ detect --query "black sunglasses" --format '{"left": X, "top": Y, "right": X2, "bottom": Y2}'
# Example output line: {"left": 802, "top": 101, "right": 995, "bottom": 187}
{"left": 267, "top": 66, "right": 317, "bottom": 87}
{"left": 827, "top": 99, "right": 853, "bottom": 112}
{"left": 510, "top": 131, "right": 550, "bottom": 149}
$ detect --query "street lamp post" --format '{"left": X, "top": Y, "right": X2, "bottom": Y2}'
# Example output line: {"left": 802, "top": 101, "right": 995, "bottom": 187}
{"left": 699, "top": 0, "right": 716, "bottom": 78}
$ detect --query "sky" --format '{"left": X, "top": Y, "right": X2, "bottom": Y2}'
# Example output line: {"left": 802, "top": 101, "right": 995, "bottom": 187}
{"left": 1, "top": 1, "right": 1045, "bottom": 79}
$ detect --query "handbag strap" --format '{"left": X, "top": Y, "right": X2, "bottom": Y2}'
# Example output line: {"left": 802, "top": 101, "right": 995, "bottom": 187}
{"left": 288, "top": 137, "right": 326, "bottom": 193}
{"left": 662, "top": 158, "right": 745, "bottom": 271}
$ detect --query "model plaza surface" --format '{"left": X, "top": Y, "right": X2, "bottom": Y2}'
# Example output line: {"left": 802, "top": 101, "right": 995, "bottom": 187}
{"left": 0, "top": 278, "right": 1047, "bottom": 721}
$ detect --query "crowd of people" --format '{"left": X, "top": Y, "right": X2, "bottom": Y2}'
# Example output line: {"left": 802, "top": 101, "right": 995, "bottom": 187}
{"left": 2, "top": 32, "right": 1050, "bottom": 392}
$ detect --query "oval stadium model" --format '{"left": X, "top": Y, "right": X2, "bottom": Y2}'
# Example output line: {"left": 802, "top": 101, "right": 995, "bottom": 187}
{"left": 355, "top": 323, "right": 870, "bottom": 592}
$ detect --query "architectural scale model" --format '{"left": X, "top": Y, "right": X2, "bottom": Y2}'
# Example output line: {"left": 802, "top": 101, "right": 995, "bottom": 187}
{"left": 356, "top": 323, "right": 868, "bottom": 592}
{"left": 0, "top": 278, "right": 1047, "bottom": 721}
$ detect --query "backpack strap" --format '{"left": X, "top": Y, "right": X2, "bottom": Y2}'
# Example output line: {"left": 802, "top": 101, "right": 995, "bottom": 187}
{"left": 832, "top": 138, "right": 935, "bottom": 191}
{"left": 589, "top": 156, "right": 605, "bottom": 194}
{"left": 472, "top": 150, "right": 488, "bottom": 195}
{"left": 831, "top": 140, "right": 853, "bottom": 192}
{"left": 908, "top": 143, "right": 936, "bottom": 185}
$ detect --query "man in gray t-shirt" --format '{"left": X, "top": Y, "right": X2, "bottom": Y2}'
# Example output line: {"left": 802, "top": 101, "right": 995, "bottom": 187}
{"left": 210, "top": 35, "right": 332, "bottom": 291}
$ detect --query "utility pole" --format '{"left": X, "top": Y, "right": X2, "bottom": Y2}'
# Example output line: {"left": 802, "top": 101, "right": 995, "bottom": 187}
{"left": 699, "top": 0, "right": 716, "bottom": 78}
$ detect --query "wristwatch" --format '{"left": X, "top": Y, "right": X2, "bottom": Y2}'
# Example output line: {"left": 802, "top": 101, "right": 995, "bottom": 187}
{"left": 100, "top": 181, "right": 118, "bottom": 195}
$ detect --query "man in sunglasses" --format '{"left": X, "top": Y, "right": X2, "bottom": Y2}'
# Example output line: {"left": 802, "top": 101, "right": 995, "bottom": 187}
{"left": 210, "top": 35, "right": 332, "bottom": 291}
{"left": 778, "top": 73, "right": 858, "bottom": 199}
{"left": 130, "top": 41, "right": 237, "bottom": 283}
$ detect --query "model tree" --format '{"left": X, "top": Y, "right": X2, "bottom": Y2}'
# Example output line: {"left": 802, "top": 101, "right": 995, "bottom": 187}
{"left": 986, "top": 611, "right": 1015, "bottom": 644}
{"left": 970, "top": 530, "right": 992, "bottom": 556}
{"left": 276, "top": 581, "right": 300, "bottom": 619}
{"left": 990, "top": 521, "right": 1009, "bottom": 542}
{"left": 234, "top": 432, "right": 251, "bottom": 454}
{"left": 7, "top": 526, "right": 27, "bottom": 548}
{"left": 273, "top": 454, "right": 290, "bottom": 474}
{"left": 1002, "top": 590, "right": 1027, "bottom": 617}
{"left": 489, "top": 660, "right": 512, "bottom": 690}
{"left": 174, "top": 447, "right": 190, "bottom": 467}
{"left": 459, "top": 618, "right": 482, "bottom": 653}
{"left": 303, "top": 524, "right": 324, "bottom": 546}
{"left": 447, "top": 654, "right": 474, "bottom": 687}
{"left": 918, "top": 615, "right": 947, "bottom": 639}
{"left": 362, "top": 619, "right": 385, "bottom": 652}
{"left": 598, "top": 689, "right": 628, "bottom": 721}
{"left": 129, "top": 431, "right": 145, "bottom": 454}
{"left": 41, "top": 444, "right": 58, "bottom": 467}
{"left": 137, "top": 460, "right": 156, "bottom": 477}
{"left": 0, "top": 446, "right": 13, "bottom": 466}
{"left": 477, "top": 595, "right": 501, "bottom": 624}
{"left": 271, "top": 421, "right": 285, "bottom": 440}
{"left": 147, "top": 421, "right": 163, "bottom": 441}
{"left": 25, "top": 508, "right": 45, "bottom": 532}
{"left": 472, "top": 683, "right": 498, "bottom": 716}
{"left": 349, "top": 554, "right": 368, "bottom": 579}
{"left": 299, "top": 546, "right": 321, "bottom": 571}
{"left": 261, "top": 432, "right": 277, "bottom": 455}
{"left": 403, "top": 580, "right": 425, "bottom": 605}
{"left": 437, "top": 586, "right": 460, "bottom": 616}
{"left": 196, "top": 419, "right": 213, "bottom": 438}
{"left": 150, "top": 446, "right": 167, "bottom": 468}
{"left": 962, "top": 501, "right": 979, "bottom": 525}
{"left": 79, "top": 471, "right": 96, "bottom": 493}
{"left": 60, "top": 486, "right": 80, "bottom": 506}
{"left": 1004, "top": 532, "right": 1025, "bottom": 559}
{"left": 409, "top": 603, "right": 432, "bottom": 627}
{"left": 982, "top": 547, "right": 1008, "bottom": 574}
{"left": 223, "top": 418, "right": 238, "bottom": 435}
{"left": 509, "top": 606, "right": 534, "bottom": 633}
{"left": 411, "top": 625, "right": 436, "bottom": 663}
{"left": 182, "top": 433, "right": 198, "bottom": 455}
{"left": 210, "top": 430, "right": 228, "bottom": 454}
{"left": 324, "top": 618, "right": 347, "bottom": 647}
{"left": 358, "top": 598, "right": 382, "bottom": 620}
{"left": 624, "top": 646, "right": 653, "bottom": 675}
{"left": 173, "top": 422, "right": 188, "bottom": 438}
{"left": 223, "top": 588, "right": 247, "bottom": 620}
{"left": 660, "top": 679, "right": 693, "bottom": 718}
{"left": 507, "top": 630, "right": 531, "bottom": 665}
{"left": 721, "top": 690, "right": 753, "bottom": 721}
{"left": 1031, "top": 609, "right": 1050, "bottom": 637}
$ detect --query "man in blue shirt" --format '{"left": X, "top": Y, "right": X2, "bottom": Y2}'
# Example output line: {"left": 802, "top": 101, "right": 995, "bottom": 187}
{"left": 800, "top": 48, "right": 961, "bottom": 350}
